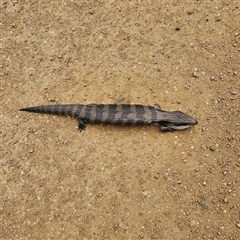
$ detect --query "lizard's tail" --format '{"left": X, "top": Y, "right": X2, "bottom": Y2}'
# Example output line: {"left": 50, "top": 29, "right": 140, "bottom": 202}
{"left": 19, "top": 104, "right": 80, "bottom": 117}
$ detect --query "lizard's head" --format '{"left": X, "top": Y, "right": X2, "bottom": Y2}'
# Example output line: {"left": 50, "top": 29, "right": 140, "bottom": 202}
{"left": 159, "top": 111, "right": 198, "bottom": 132}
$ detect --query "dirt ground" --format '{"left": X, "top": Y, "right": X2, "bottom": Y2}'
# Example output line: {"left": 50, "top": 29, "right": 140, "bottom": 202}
{"left": 1, "top": 1, "right": 240, "bottom": 239}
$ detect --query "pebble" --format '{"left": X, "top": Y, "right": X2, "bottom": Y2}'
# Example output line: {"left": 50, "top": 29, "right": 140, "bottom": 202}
{"left": 210, "top": 145, "right": 216, "bottom": 151}
{"left": 237, "top": 223, "right": 240, "bottom": 228}
{"left": 215, "top": 13, "right": 222, "bottom": 21}
{"left": 143, "top": 191, "right": 148, "bottom": 196}
{"left": 116, "top": 93, "right": 128, "bottom": 102}
{"left": 116, "top": 93, "right": 132, "bottom": 103}
{"left": 192, "top": 71, "right": 199, "bottom": 78}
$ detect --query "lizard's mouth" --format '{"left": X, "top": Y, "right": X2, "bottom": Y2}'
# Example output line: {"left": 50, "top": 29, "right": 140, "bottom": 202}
{"left": 167, "top": 123, "right": 193, "bottom": 130}
{"left": 165, "top": 121, "right": 198, "bottom": 130}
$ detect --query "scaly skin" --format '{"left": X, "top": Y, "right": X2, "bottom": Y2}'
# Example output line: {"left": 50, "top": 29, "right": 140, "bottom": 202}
{"left": 20, "top": 103, "right": 198, "bottom": 132}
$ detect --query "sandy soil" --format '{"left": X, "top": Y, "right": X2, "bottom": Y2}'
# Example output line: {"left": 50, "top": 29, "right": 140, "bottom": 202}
{"left": 1, "top": 1, "right": 240, "bottom": 239}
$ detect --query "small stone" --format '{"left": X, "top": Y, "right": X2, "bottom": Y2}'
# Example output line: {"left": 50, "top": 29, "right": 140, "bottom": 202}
{"left": 202, "top": 181, "right": 207, "bottom": 186}
{"left": 143, "top": 191, "right": 148, "bottom": 196}
{"left": 215, "top": 13, "right": 222, "bottom": 21}
{"left": 233, "top": 71, "right": 237, "bottom": 75}
{"left": 237, "top": 222, "right": 240, "bottom": 228}
{"left": 223, "top": 198, "right": 228, "bottom": 203}
{"left": 116, "top": 93, "right": 128, "bottom": 102}
{"left": 192, "top": 71, "right": 199, "bottom": 78}
{"left": 29, "top": 149, "right": 34, "bottom": 153}
{"left": 210, "top": 146, "right": 216, "bottom": 151}
{"left": 222, "top": 171, "right": 227, "bottom": 175}
{"left": 97, "top": 193, "right": 103, "bottom": 198}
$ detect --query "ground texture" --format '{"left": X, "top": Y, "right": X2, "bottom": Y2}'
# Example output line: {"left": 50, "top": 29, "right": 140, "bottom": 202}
{"left": 1, "top": 1, "right": 240, "bottom": 239}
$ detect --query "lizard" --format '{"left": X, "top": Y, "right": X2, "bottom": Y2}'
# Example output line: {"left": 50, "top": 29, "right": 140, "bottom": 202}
{"left": 20, "top": 103, "right": 198, "bottom": 132}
